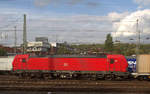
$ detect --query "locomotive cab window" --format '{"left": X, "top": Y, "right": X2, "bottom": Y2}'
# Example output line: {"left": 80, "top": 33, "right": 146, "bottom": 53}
{"left": 110, "top": 59, "right": 114, "bottom": 64}
{"left": 22, "top": 58, "right": 26, "bottom": 63}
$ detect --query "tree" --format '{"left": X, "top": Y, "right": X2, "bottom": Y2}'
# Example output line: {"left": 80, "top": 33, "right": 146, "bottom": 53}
{"left": 0, "top": 48, "right": 7, "bottom": 56}
{"left": 104, "top": 34, "right": 114, "bottom": 52}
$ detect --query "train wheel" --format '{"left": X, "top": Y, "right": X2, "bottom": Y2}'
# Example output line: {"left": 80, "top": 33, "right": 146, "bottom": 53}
{"left": 90, "top": 77, "right": 97, "bottom": 81}
{"left": 18, "top": 73, "right": 23, "bottom": 79}
{"left": 30, "top": 73, "right": 35, "bottom": 79}
{"left": 60, "top": 74, "right": 67, "bottom": 79}
{"left": 105, "top": 74, "right": 114, "bottom": 80}
{"left": 111, "top": 75, "right": 115, "bottom": 80}
{"left": 43, "top": 74, "right": 51, "bottom": 80}
{"left": 24, "top": 73, "right": 31, "bottom": 80}
{"left": 36, "top": 73, "right": 42, "bottom": 79}
{"left": 105, "top": 75, "right": 111, "bottom": 80}
{"left": 138, "top": 76, "right": 144, "bottom": 81}
{"left": 90, "top": 75, "right": 97, "bottom": 80}
{"left": 72, "top": 74, "right": 78, "bottom": 79}
{"left": 137, "top": 76, "right": 148, "bottom": 81}
{"left": 115, "top": 76, "right": 123, "bottom": 81}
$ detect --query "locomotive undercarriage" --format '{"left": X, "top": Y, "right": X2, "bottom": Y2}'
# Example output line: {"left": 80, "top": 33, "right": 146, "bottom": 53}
{"left": 131, "top": 73, "right": 150, "bottom": 81}
{"left": 14, "top": 70, "right": 130, "bottom": 80}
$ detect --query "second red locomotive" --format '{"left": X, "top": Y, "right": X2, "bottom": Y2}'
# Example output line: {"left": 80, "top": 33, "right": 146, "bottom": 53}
{"left": 12, "top": 54, "right": 129, "bottom": 80}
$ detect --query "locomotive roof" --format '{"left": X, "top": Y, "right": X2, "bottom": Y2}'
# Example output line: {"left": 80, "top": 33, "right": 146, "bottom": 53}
{"left": 29, "top": 54, "right": 107, "bottom": 58}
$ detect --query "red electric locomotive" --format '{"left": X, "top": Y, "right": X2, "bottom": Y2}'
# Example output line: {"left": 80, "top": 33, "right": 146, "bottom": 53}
{"left": 12, "top": 54, "right": 129, "bottom": 80}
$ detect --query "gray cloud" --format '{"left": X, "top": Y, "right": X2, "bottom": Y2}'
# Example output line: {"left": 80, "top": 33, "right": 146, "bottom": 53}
{"left": 34, "top": 0, "right": 100, "bottom": 8}
{"left": 134, "top": 0, "right": 150, "bottom": 6}
{"left": 26, "top": 15, "right": 113, "bottom": 44}
{"left": 86, "top": 2, "right": 100, "bottom": 7}
{"left": 2, "top": 7, "right": 150, "bottom": 46}
{"left": 133, "top": 0, "right": 150, "bottom": 9}
{"left": 68, "top": 0, "right": 84, "bottom": 5}
{"left": 0, "top": 12, "right": 112, "bottom": 46}
{"left": 111, "top": 9, "right": 150, "bottom": 44}
{"left": 34, "top": 0, "right": 51, "bottom": 7}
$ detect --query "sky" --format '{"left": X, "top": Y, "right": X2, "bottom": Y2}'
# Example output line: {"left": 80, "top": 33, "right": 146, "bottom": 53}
{"left": 0, "top": 0, "right": 150, "bottom": 46}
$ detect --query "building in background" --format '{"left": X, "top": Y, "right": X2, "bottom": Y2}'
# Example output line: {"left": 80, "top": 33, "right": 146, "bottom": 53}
{"left": 27, "top": 37, "right": 50, "bottom": 55}
{"left": 0, "top": 45, "right": 21, "bottom": 56}
{"left": 35, "top": 37, "right": 48, "bottom": 43}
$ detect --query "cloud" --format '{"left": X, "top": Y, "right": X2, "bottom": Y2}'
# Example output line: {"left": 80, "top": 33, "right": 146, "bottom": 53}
{"left": 107, "top": 12, "right": 129, "bottom": 22}
{"left": 0, "top": 8, "right": 113, "bottom": 46}
{"left": 133, "top": 0, "right": 150, "bottom": 9}
{"left": 134, "top": 0, "right": 150, "bottom": 6}
{"left": 27, "top": 14, "right": 112, "bottom": 44}
{"left": 86, "top": 2, "right": 100, "bottom": 7}
{"left": 111, "top": 9, "right": 150, "bottom": 40}
{"left": 34, "top": 0, "right": 51, "bottom": 7}
{"left": 2, "top": 7, "right": 150, "bottom": 46}
{"left": 24, "top": 9, "right": 150, "bottom": 44}
{"left": 34, "top": 0, "right": 100, "bottom": 8}
{"left": 0, "top": 8, "right": 27, "bottom": 46}
{"left": 68, "top": 0, "right": 84, "bottom": 5}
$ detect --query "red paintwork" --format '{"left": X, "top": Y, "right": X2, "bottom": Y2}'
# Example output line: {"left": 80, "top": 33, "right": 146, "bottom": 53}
{"left": 13, "top": 54, "right": 51, "bottom": 71}
{"left": 12, "top": 54, "right": 128, "bottom": 72}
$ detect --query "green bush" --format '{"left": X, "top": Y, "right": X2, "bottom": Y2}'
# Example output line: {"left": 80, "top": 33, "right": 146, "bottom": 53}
{"left": 0, "top": 48, "right": 7, "bottom": 56}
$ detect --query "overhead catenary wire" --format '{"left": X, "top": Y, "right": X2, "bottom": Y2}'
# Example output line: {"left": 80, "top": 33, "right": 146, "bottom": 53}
{"left": 0, "top": 15, "right": 23, "bottom": 46}
{"left": 0, "top": 15, "right": 23, "bottom": 29}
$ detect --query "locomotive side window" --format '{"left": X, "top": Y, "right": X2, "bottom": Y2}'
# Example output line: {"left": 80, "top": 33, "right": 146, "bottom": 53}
{"left": 110, "top": 59, "right": 114, "bottom": 64}
{"left": 22, "top": 58, "right": 26, "bottom": 63}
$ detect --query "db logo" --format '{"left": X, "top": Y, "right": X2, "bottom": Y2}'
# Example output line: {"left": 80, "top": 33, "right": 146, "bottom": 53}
{"left": 64, "top": 63, "right": 68, "bottom": 66}
{"left": 115, "top": 60, "right": 118, "bottom": 62}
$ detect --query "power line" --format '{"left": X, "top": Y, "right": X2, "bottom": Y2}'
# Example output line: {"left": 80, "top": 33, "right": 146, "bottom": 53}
{"left": 0, "top": 30, "right": 22, "bottom": 31}
{"left": 0, "top": 15, "right": 23, "bottom": 29}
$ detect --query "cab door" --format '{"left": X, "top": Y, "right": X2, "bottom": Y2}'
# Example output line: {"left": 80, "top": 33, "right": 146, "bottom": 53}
{"left": 108, "top": 58, "right": 115, "bottom": 72}
{"left": 20, "top": 58, "right": 28, "bottom": 71}
{"left": 13, "top": 57, "right": 28, "bottom": 71}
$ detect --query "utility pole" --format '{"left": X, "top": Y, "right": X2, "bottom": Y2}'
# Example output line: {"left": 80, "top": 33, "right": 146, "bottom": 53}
{"left": 23, "top": 14, "right": 27, "bottom": 54}
{"left": 136, "top": 19, "right": 140, "bottom": 72}
{"left": 14, "top": 26, "right": 17, "bottom": 54}
{"left": 136, "top": 19, "right": 140, "bottom": 56}
{"left": 55, "top": 34, "right": 58, "bottom": 43}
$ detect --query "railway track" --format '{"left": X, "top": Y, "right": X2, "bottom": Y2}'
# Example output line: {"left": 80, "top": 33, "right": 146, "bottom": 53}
{"left": 0, "top": 75, "right": 150, "bottom": 93}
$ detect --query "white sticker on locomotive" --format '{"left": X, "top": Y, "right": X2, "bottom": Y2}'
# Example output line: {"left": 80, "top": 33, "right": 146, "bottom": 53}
{"left": 64, "top": 63, "right": 68, "bottom": 66}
